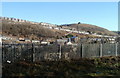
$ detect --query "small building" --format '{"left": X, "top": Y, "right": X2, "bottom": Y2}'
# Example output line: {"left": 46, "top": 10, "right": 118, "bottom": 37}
{"left": 19, "top": 37, "right": 25, "bottom": 41}
{"left": 70, "top": 36, "right": 79, "bottom": 43}
{"left": 41, "top": 41, "right": 50, "bottom": 45}
{"left": 56, "top": 38, "right": 68, "bottom": 45}
{"left": 32, "top": 40, "right": 40, "bottom": 43}
{"left": 66, "top": 41, "right": 72, "bottom": 45}
{"left": 25, "top": 39, "right": 31, "bottom": 43}
{"left": 116, "top": 37, "right": 120, "bottom": 43}
{"left": 108, "top": 38, "right": 116, "bottom": 43}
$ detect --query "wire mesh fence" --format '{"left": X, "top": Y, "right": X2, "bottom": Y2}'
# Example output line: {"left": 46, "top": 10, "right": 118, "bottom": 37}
{"left": 2, "top": 43, "right": 120, "bottom": 63}
{"left": 102, "top": 44, "right": 116, "bottom": 56}
{"left": 117, "top": 43, "right": 120, "bottom": 56}
{"left": 82, "top": 44, "right": 100, "bottom": 58}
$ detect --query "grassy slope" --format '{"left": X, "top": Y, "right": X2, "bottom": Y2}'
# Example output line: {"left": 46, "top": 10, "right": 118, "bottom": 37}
{"left": 2, "top": 19, "right": 117, "bottom": 40}
{"left": 3, "top": 56, "right": 120, "bottom": 77}
{"left": 2, "top": 19, "right": 65, "bottom": 39}
{"left": 61, "top": 24, "right": 117, "bottom": 36}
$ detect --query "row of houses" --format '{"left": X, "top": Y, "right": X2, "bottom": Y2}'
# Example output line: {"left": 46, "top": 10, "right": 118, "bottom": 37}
{"left": 80, "top": 37, "right": 117, "bottom": 43}
{"left": 38, "top": 22, "right": 91, "bottom": 35}
{"left": 1, "top": 35, "right": 78, "bottom": 45}
{"left": 56, "top": 37, "right": 118, "bottom": 44}
{"left": 1, "top": 17, "right": 39, "bottom": 24}
{"left": 40, "top": 22, "right": 57, "bottom": 27}
{"left": 40, "top": 22, "right": 116, "bottom": 38}
{"left": 39, "top": 22, "right": 118, "bottom": 38}
{"left": 1, "top": 35, "right": 13, "bottom": 41}
{"left": 42, "top": 24, "right": 90, "bottom": 35}
{"left": 1, "top": 34, "right": 118, "bottom": 45}
{"left": 17, "top": 37, "right": 75, "bottom": 45}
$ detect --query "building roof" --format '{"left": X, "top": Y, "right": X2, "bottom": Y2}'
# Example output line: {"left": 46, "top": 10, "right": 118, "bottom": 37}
{"left": 71, "top": 36, "right": 77, "bottom": 38}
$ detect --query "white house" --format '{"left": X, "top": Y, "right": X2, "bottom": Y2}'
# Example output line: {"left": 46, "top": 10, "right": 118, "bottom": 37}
{"left": 66, "top": 42, "right": 72, "bottom": 45}
{"left": 32, "top": 40, "right": 40, "bottom": 43}
{"left": 41, "top": 41, "right": 50, "bottom": 45}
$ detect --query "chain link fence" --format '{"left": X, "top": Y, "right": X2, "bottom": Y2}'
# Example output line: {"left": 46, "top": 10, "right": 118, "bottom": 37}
{"left": 82, "top": 44, "right": 100, "bottom": 58}
{"left": 2, "top": 43, "right": 120, "bottom": 63}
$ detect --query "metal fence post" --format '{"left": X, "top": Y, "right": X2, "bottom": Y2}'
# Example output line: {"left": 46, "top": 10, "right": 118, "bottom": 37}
{"left": 32, "top": 44, "right": 35, "bottom": 62}
{"left": 2, "top": 44, "right": 4, "bottom": 63}
{"left": 115, "top": 43, "right": 118, "bottom": 56}
{"left": 13, "top": 44, "right": 15, "bottom": 62}
{"left": 59, "top": 45, "right": 62, "bottom": 59}
{"left": 11, "top": 44, "right": 13, "bottom": 62}
{"left": 81, "top": 44, "right": 84, "bottom": 58}
{"left": 100, "top": 44, "right": 103, "bottom": 57}
{"left": 20, "top": 44, "right": 22, "bottom": 61}
{"left": 81, "top": 44, "right": 83, "bottom": 58}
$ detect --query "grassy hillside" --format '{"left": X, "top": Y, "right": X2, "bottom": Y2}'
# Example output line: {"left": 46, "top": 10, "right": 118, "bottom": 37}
{"left": 2, "top": 19, "right": 65, "bottom": 39}
{"left": 2, "top": 19, "right": 117, "bottom": 40}
{"left": 60, "top": 23, "right": 117, "bottom": 36}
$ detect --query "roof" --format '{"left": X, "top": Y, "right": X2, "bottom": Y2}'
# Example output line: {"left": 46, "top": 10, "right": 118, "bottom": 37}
{"left": 71, "top": 36, "right": 77, "bottom": 38}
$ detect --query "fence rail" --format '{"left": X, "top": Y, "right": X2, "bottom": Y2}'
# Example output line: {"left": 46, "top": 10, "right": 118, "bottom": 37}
{"left": 2, "top": 43, "right": 120, "bottom": 63}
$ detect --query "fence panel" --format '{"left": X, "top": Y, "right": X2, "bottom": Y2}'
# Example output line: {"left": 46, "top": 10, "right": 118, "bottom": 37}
{"left": 102, "top": 43, "right": 116, "bottom": 56}
{"left": 33, "top": 44, "right": 59, "bottom": 61}
{"left": 2, "top": 43, "right": 120, "bottom": 63}
{"left": 2, "top": 44, "right": 15, "bottom": 63}
{"left": 61, "top": 44, "right": 80, "bottom": 60}
{"left": 76, "top": 44, "right": 82, "bottom": 58}
{"left": 21, "top": 44, "right": 33, "bottom": 62}
{"left": 13, "top": 44, "right": 22, "bottom": 62}
{"left": 82, "top": 44, "right": 100, "bottom": 58}
{"left": 117, "top": 43, "right": 120, "bottom": 56}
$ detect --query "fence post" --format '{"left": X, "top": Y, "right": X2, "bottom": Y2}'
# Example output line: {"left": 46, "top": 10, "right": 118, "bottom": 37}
{"left": 13, "top": 44, "right": 15, "bottom": 62}
{"left": 32, "top": 44, "right": 33, "bottom": 62}
{"left": 115, "top": 43, "right": 118, "bottom": 56}
{"left": 2, "top": 44, "right": 4, "bottom": 63}
{"left": 81, "top": 44, "right": 83, "bottom": 58}
{"left": 100, "top": 44, "right": 103, "bottom": 57}
{"left": 11, "top": 44, "right": 12, "bottom": 62}
{"left": 81, "top": 44, "right": 84, "bottom": 58}
{"left": 59, "top": 45, "right": 62, "bottom": 59}
{"left": 32, "top": 44, "right": 35, "bottom": 62}
{"left": 20, "top": 44, "right": 22, "bottom": 61}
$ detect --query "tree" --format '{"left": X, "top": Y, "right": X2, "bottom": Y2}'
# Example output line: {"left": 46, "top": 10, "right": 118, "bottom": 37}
{"left": 78, "top": 22, "right": 81, "bottom": 24}
{"left": 66, "top": 34, "right": 73, "bottom": 38}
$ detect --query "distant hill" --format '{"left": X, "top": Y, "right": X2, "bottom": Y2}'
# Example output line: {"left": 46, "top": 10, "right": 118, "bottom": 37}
{"left": 2, "top": 17, "right": 117, "bottom": 40}
{"left": 60, "top": 23, "right": 117, "bottom": 36}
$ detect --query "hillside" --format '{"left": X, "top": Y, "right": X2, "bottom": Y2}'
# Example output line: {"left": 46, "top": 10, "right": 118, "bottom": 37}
{"left": 113, "top": 31, "right": 120, "bottom": 35}
{"left": 2, "top": 19, "right": 65, "bottom": 40}
{"left": 60, "top": 23, "right": 117, "bottom": 36}
{"left": 1, "top": 17, "right": 117, "bottom": 40}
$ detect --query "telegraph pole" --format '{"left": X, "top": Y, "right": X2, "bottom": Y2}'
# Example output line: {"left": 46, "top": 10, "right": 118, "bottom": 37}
{"left": 77, "top": 22, "right": 81, "bottom": 33}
